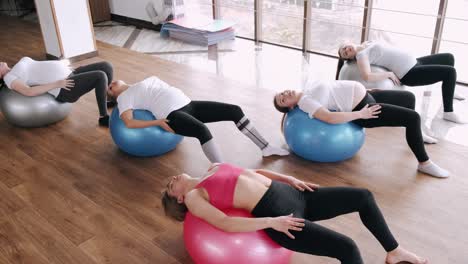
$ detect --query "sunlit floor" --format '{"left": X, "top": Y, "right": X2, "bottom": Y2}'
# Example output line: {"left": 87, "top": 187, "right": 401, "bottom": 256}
{"left": 94, "top": 21, "right": 468, "bottom": 147}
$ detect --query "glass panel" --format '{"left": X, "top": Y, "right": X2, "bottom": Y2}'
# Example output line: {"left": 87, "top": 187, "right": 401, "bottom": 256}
{"left": 307, "top": 0, "right": 365, "bottom": 55}
{"left": 369, "top": 0, "right": 439, "bottom": 56}
{"left": 184, "top": 0, "right": 213, "bottom": 18}
{"left": 440, "top": 0, "right": 468, "bottom": 82}
{"left": 260, "top": 0, "right": 304, "bottom": 47}
{"left": 219, "top": 0, "right": 255, "bottom": 38}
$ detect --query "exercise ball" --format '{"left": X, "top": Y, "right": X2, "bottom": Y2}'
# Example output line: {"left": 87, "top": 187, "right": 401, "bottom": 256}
{"left": 184, "top": 208, "right": 292, "bottom": 264}
{"left": 338, "top": 61, "right": 400, "bottom": 90}
{"left": 109, "top": 108, "right": 183, "bottom": 157}
{"left": 0, "top": 87, "right": 72, "bottom": 128}
{"left": 284, "top": 108, "right": 365, "bottom": 162}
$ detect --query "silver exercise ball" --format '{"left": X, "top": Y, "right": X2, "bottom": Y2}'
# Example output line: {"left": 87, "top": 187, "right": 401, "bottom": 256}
{"left": 0, "top": 87, "right": 72, "bottom": 128}
{"left": 338, "top": 62, "right": 399, "bottom": 90}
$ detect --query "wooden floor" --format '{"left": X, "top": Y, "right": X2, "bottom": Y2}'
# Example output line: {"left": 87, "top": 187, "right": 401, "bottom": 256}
{"left": 1, "top": 16, "right": 468, "bottom": 264}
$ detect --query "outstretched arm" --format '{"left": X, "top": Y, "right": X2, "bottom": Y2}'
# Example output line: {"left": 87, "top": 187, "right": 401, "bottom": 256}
{"left": 253, "top": 169, "right": 319, "bottom": 192}
{"left": 313, "top": 105, "right": 381, "bottom": 124}
{"left": 357, "top": 55, "right": 400, "bottom": 85}
{"left": 186, "top": 191, "right": 304, "bottom": 239}
{"left": 10, "top": 79, "right": 74, "bottom": 97}
{"left": 120, "top": 109, "right": 175, "bottom": 132}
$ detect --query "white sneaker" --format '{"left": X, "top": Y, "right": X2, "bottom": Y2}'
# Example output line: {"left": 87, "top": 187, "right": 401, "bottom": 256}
{"left": 422, "top": 132, "right": 438, "bottom": 144}
{"left": 443, "top": 112, "right": 468, "bottom": 124}
{"left": 418, "top": 161, "right": 450, "bottom": 178}
{"left": 454, "top": 91, "right": 466, "bottom": 101}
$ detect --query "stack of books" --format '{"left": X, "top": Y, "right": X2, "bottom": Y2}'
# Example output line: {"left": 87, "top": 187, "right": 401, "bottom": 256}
{"left": 161, "top": 15, "right": 236, "bottom": 46}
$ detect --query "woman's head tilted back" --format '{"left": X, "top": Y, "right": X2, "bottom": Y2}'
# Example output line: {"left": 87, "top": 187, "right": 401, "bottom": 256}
{"left": 338, "top": 41, "right": 358, "bottom": 60}
{"left": 161, "top": 173, "right": 192, "bottom": 222}
{"left": 336, "top": 41, "right": 358, "bottom": 80}
{"left": 273, "top": 90, "right": 300, "bottom": 113}
{"left": 107, "top": 80, "right": 128, "bottom": 100}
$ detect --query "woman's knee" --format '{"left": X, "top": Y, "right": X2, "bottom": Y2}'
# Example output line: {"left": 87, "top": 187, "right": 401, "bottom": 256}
{"left": 93, "top": 71, "right": 109, "bottom": 88}
{"left": 446, "top": 53, "right": 455, "bottom": 66}
{"left": 228, "top": 104, "right": 245, "bottom": 122}
{"left": 447, "top": 67, "right": 457, "bottom": 81}
{"left": 401, "top": 91, "right": 416, "bottom": 109}
{"left": 194, "top": 124, "right": 213, "bottom": 144}
{"left": 356, "top": 188, "right": 374, "bottom": 206}
{"left": 405, "top": 110, "right": 421, "bottom": 126}
{"left": 336, "top": 236, "right": 362, "bottom": 263}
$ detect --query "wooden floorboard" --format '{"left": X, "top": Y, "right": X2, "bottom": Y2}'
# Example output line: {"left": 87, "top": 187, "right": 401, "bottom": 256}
{"left": 1, "top": 15, "right": 467, "bottom": 263}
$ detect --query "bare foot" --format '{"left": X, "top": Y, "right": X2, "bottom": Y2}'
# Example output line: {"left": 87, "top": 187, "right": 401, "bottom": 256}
{"left": 386, "top": 246, "right": 427, "bottom": 264}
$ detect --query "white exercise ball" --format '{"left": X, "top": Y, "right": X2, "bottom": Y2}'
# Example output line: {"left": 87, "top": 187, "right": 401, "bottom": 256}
{"left": 0, "top": 87, "right": 72, "bottom": 128}
{"left": 338, "top": 62, "right": 401, "bottom": 90}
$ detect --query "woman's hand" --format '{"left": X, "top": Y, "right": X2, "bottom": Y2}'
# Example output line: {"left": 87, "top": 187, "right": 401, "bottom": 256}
{"left": 156, "top": 119, "right": 175, "bottom": 133}
{"left": 358, "top": 104, "right": 381, "bottom": 119}
{"left": 288, "top": 176, "right": 319, "bottom": 192}
{"left": 387, "top": 72, "right": 401, "bottom": 86}
{"left": 56, "top": 79, "right": 75, "bottom": 91}
{"left": 269, "top": 214, "right": 305, "bottom": 239}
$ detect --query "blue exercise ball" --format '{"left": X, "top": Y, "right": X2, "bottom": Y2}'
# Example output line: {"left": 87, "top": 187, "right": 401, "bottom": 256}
{"left": 109, "top": 108, "right": 183, "bottom": 157}
{"left": 283, "top": 108, "right": 365, "bottom": 162}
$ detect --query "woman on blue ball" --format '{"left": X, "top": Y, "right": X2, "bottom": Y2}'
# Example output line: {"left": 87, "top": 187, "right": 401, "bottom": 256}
{"left": 274, "top": 79, "right": 449, "bottom": 178}
{"left": 107, "top": 76, "right": 289, "bottom": 163}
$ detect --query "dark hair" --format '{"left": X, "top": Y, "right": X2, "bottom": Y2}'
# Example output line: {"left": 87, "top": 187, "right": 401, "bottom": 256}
{"left": 273, "top": 95, "right": 289, "bottom": 114}
{"left": 336, "top": 44, "right": 357, "bottom": 80}
{"left": 273, "top": 96, "right": 289, "bottom": 133}
{"left": 161, "top": 190, "right": 188, "bottom": 222}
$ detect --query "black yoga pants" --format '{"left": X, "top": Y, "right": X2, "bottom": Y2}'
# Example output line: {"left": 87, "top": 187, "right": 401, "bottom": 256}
{"left": 166, "top": 101, "right": 245, "bottom": 144}
{"left": 252, "top": 181, "right": 399, "bottom": 264}
{"left": 400, "top": 53, "right": 456, "bottom": 112}
{"left": 352, "top": 90, "right": 429, "bottom": 162}
{"left": 56, "top": 61, "right": 113, "bottom": 117}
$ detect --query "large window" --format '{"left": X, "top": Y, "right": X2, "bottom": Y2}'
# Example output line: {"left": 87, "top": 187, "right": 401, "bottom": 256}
{"left": 308, "top": 0, "right": 365, "bottom": 55}
{"left": 368, "top": 0, "right": 439, "bottom": 57}
{"left": 261, "top": 0, "right": 304, "bottom": 48}
{"left": 184, "top": 0, "right": 213, "bottom": 18}
{"left": 188, "top": 0, "right": 468, "bottom": 84}
{"left": 219, "top": 0, "right": 255, "bottom": 39}
{"left": 440, "top": 0, "right": 468, "bottom": 82}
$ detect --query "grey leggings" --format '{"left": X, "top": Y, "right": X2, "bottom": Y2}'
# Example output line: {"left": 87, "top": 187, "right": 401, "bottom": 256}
{"left": 56, "top": 61, "right": 113, "bottom": 116}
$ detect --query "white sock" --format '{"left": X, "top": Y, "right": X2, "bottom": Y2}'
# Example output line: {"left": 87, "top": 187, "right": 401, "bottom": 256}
{"left": 262, "top": 145, "right": 290, "bottom": 157}
{"left": 454, "top": 91, "right": 466, "bottom": 101}
{"left": 201, "top": 140, "right": 224, "bottom": 163}
{"left": 422, "top": 132, "right": 438, "bottom": 144}
{"left": 443, "top": 112, "right": 467, "bottom": 124}
{"left": 418, "top": 161, "right": 450, "bottom": 178}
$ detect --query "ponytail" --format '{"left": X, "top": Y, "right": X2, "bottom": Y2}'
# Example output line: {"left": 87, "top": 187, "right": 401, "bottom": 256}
{"left": 336, "top": 58, "right": 345, "bottom": 80}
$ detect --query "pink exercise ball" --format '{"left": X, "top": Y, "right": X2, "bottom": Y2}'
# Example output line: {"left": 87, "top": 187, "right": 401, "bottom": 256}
{"left": 184, "top": 208, "right": 293, "bottom": 264}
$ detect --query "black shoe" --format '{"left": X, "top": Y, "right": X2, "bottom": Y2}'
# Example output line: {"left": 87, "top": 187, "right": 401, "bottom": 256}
{"left": 99, "top": 115, "right": 110, "bottom": 127}
{"left": 107, "top": 99, "right": 117, "bottom": 108}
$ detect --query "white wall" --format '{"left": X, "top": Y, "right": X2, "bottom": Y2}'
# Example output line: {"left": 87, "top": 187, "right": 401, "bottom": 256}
{"left": 34, "top": 0, "right": 96, "bottom": 59}
{"left": 53, "top": 0, "right": 96, "bottom": 58}
{"left": 109, "top": 0, "right": 152, "bottom": 22}
{"left": 35, "top": 0, "right": 61, "bottom": 57}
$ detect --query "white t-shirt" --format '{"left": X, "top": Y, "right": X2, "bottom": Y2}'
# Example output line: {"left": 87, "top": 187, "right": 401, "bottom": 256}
{"left": 298, "top": 80, "right": 356, "bottom": 118}
{"left": 356, "top": 42, "right": 417, "bottom": 79}
{"left": 117, "top": 76, "right": 191, "bottom": 119}
{"left": 3, "top": 57, "right": 72, "bottom": 97}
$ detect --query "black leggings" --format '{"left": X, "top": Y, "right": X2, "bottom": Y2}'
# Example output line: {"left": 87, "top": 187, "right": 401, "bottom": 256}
{"left": 56, "top": 61, "right": 113, "bottom": 117}
{"left": 252, "top": 181, "right": 398, "bottom": 264}
{"left": 352, "top": 90, "right": 429, "bottom": 162}
{"left": 167, "top": 101, "right": 245, "bottom": 144}
{"left": 400, "top": 53, "right": 456, "bottom": 112}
